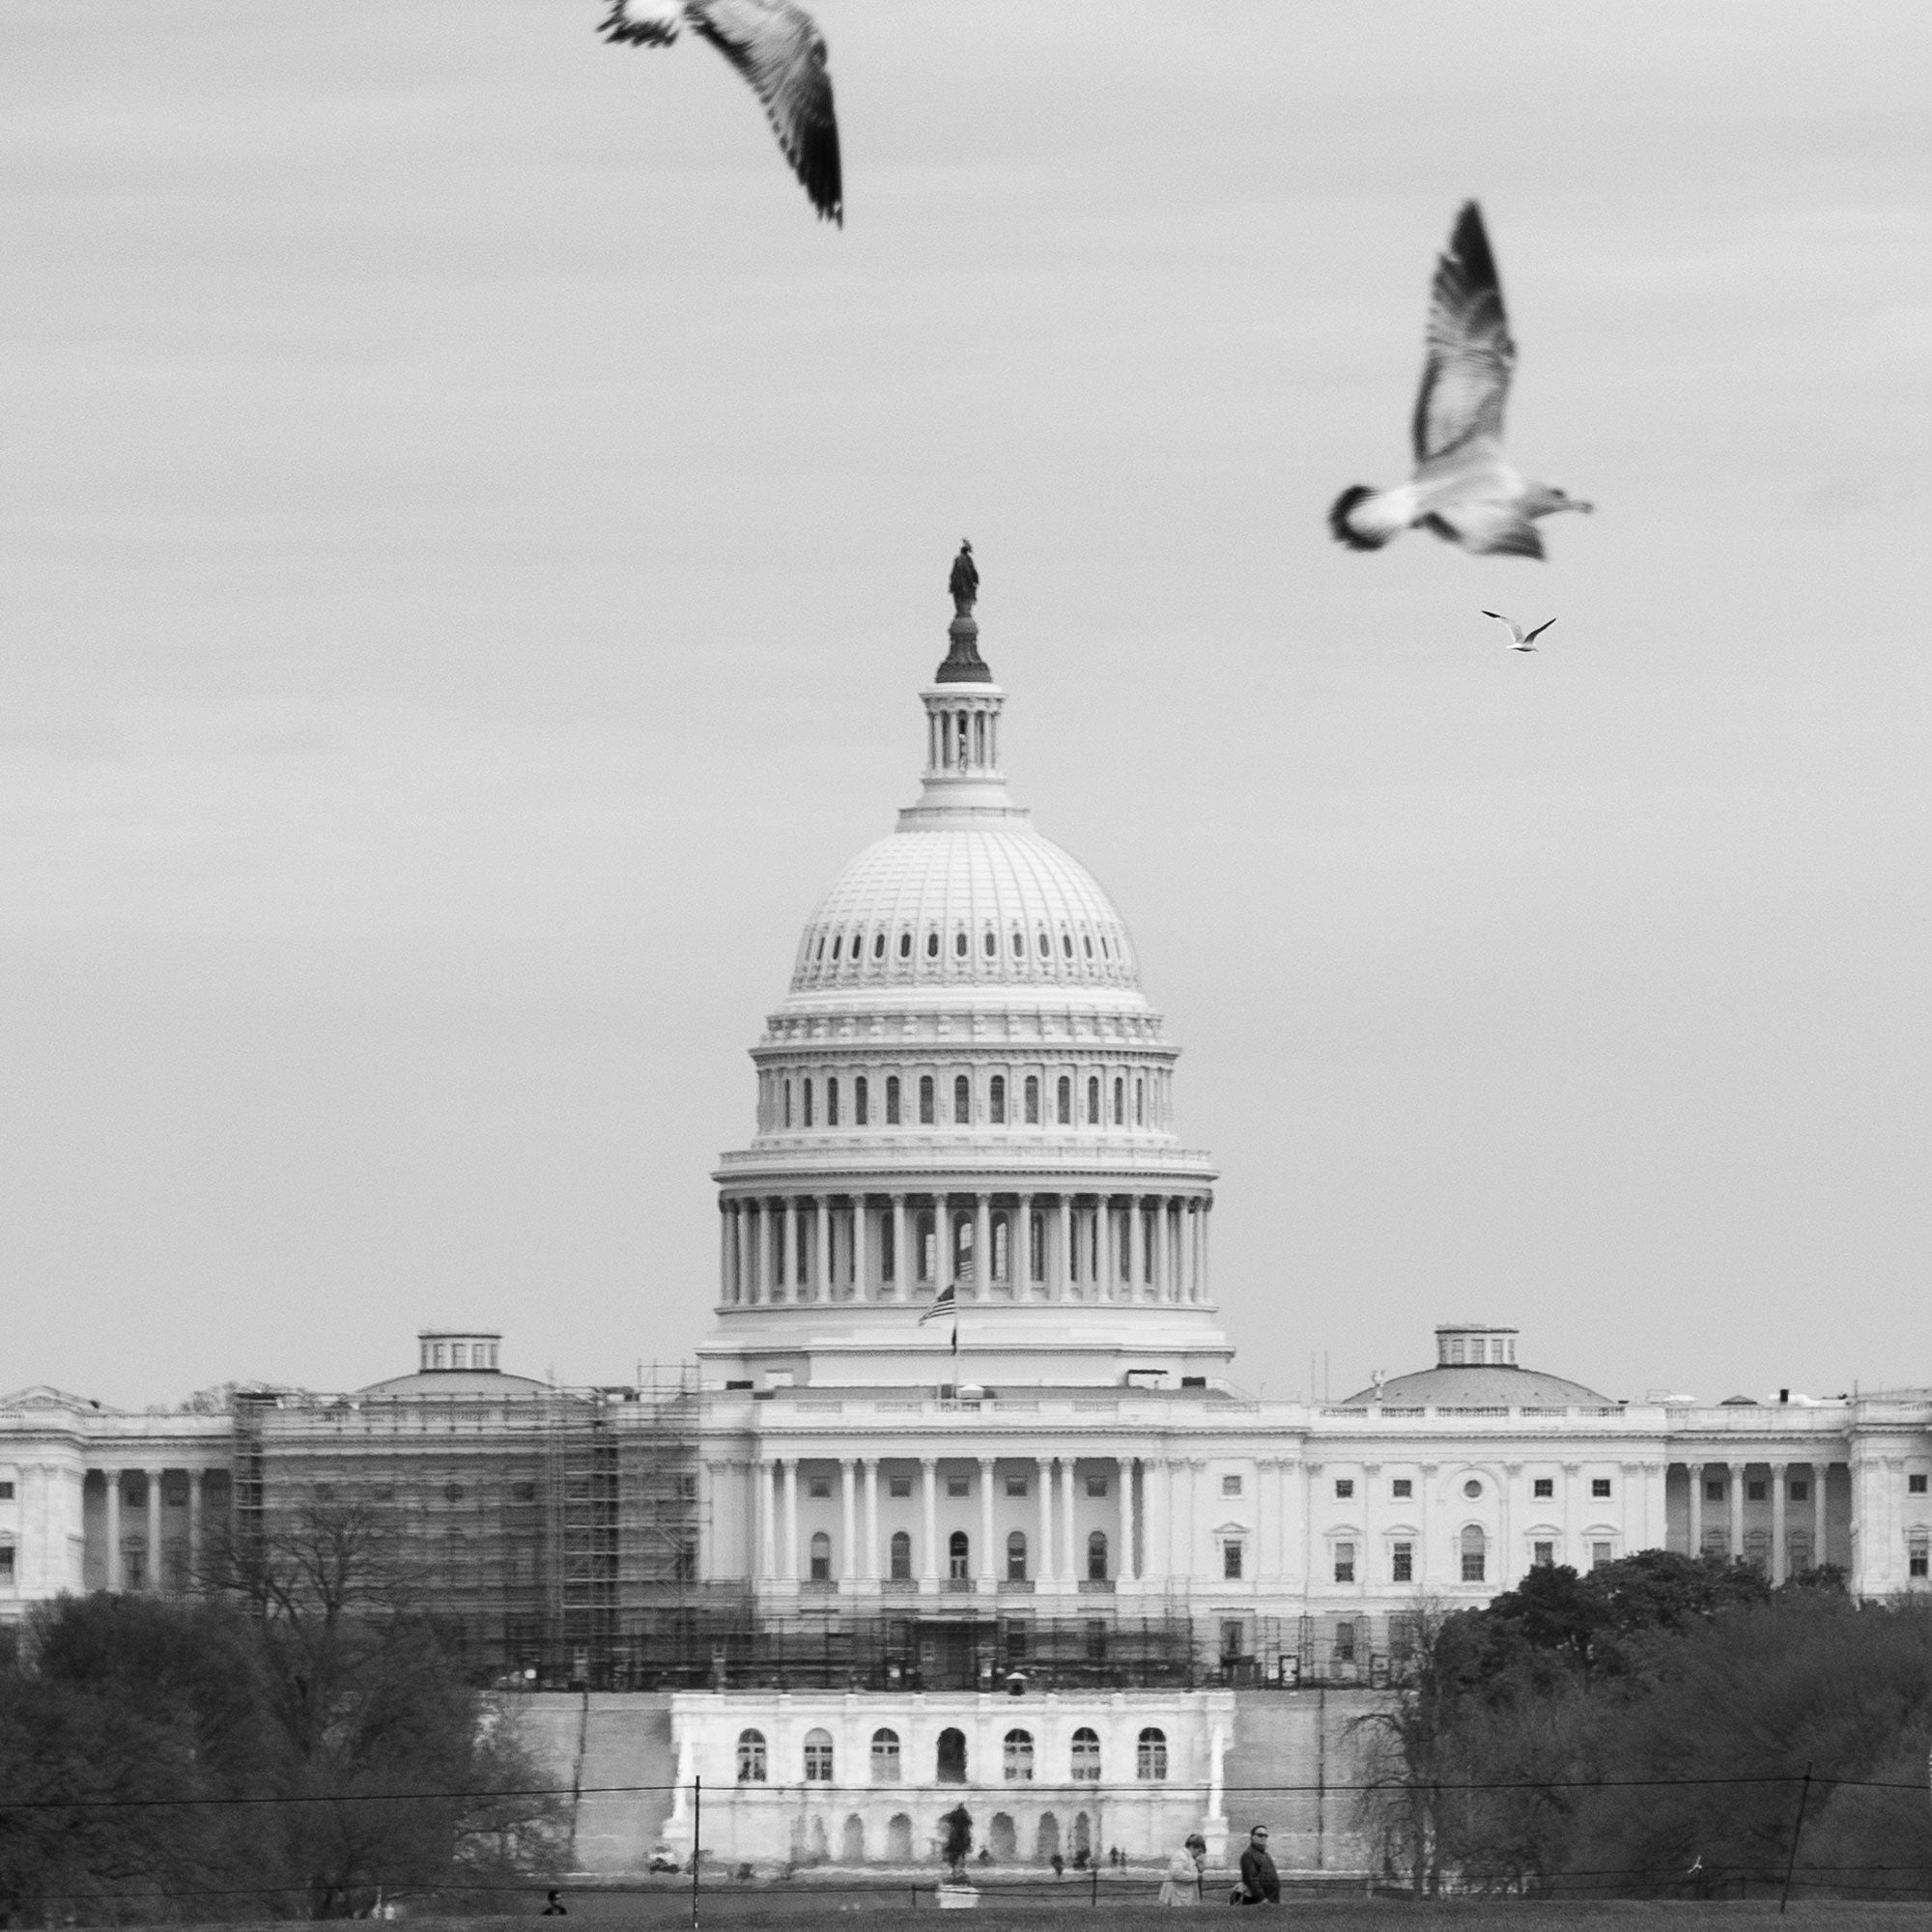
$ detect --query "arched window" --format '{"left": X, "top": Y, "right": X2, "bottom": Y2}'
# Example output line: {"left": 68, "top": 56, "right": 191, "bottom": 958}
{"left": 809, "top": 1530, "right": 832, "bottom": 1582}
{"left": 1136, "top": 1728, "right": 1168, "bottom": 1780}
{"left": 1010, "top": 931, "right": 1023, "bottom": 956}
{"left": 1057, "top": 1076, "right": 1072, "bottom": 1125}
{"left": 989, "top": 1075, "right": 1006, "bottom": 1124}
{"left": 1083, "top": 934, "right": 1094, "bottom": 958}
{"left": 1037, "top": 931, "right": 1049, "bottom": 957}
{"left": 949, "top": 1529, "right": 970, "bottom": 1580}
{"left": 1024, "top": 1075, "right": 1039, "bottom": 1123}
{"left": 899, "top": 931, "right": 912, "bottom": 959}
{"left": 886, "top": 1075, "right": 900, "bottom": 1124}
{"left": 1004, "top": 1729, "right": 1036, "bottom": 1782}
{"left": 815, "top": 935, "right": 826, "bottom": 960}
{"left": 1069, "top": 1729, "right": 1100, "bottom": 1781}
{"left": 804, "top": 1729, "right": 835, "bottom": 1782}
{"left": 783, "top": 1080, "right": 792, "bottom": 1128}
{"left": 1088, "top": 1530, "right": 1109, "bottom": 1582}
{"left": 983, "top": 929, "right": 996, "bottom": 957}
{"left": 1062, "top": 932, "right": 1073, "bottom": 957}
{"left": 827, "top": 1077, "right": 839, "bottom": 1126}
{"left": 1007, "top": 1530, "right": 1028, "bottom": 1581}
{"left": 953, "top": 1075, "right": 971, "bottom": 1124}
{"left": 924, "top": 931, "right": 938, "bottom": 959}
{"left": 736, "top": 1730, "right": 767, "bottom": 1782}
{"left": 936, "top": 1728, "right": 967, "bottom": 1783}
{"left": 870, "top": 1729, "right": 901, "bottom": 1781}
{"left": 804, "top": 1079, "right": 815, "bottom": 1128}
{"left": 1113, "top": 1078, "right": 1124, "bottom": 1125}
{"left": 831, "top": 933, "right": 842, "bottom": 961}
{"left": 1086, "top": 1076, "right": 1100, "bottom": 1124}
{"left": 854, "top": 1075, "right": 868, "bottom": 1125}
{"left": 954, "top": 930, "right": 968, "bottom": 958}
{"left": 1461, "top": 1525, "right": 1487, "bottom": 1583}
{"left": 920, "top": 1076, "right": 935, "bottom": 1125}
{"left": 890, "top": 1530, "right": 912, "bottom": 1580}
{"left": 873, "top": 930, "right": 885, "bottom": 960}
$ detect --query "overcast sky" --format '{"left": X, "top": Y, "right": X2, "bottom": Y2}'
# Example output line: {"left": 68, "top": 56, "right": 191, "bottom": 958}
{"left": 2, "top": 1, "right": 1927, "bottom": 1410}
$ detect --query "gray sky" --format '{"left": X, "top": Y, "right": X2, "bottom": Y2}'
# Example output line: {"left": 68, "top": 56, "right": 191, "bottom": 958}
{"left": 2, "top": 0, "right": 1927, "bottom": 1409}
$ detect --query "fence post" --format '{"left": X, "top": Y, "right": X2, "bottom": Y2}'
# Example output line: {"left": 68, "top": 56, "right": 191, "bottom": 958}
{"left": 1779, "top": 1762, "right": 1813, "bottom": 1916}
{"left": 1091, "top": 1861, "right": 1099, "bottom": 1906}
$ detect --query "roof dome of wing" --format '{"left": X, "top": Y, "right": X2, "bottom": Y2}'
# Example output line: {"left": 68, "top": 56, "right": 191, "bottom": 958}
{"left": 1338, "top": 1364, "right": 1616, "bottom": 1407}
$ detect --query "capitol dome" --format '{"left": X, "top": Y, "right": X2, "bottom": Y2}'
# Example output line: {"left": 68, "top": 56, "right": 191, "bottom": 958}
{"left": 702, "top": 603, "right": 1229, "bottom": 1392}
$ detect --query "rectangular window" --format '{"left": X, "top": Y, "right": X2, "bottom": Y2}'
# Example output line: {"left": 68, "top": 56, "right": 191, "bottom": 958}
{"left": 1334, "top": 1621, "right": 1356, "bottom": 1664}
{"left": 1391, "top": 1478, "right": 1411, "bottom": 1499}
{"left": 1912, "top": 1475, "right": 1929, "bottom": 1495}
{"left": 1086, "top": 1474, "right": 1108, "bottom": 1498}
{"left": 0, "top": 1482, "right": 14, "bottom": 1501}
{"left": 1533, "top": 1477, "right": 1554, "bottom": 1498}
{"left": 1222, "top": 1474, "right": 1243, "bottom": 1498}
{"left": 1391, "top": 1542, "right": 1412, "bottom": 1582}
{"left": 1591, "top": 1542, "right": 1613, "bottom": 1568}
{"left": 855, "top": 1076, "right": 868, "bottom": 1125}
{"left": 0, "top": 1547, "right": 13, "bottom": 1582}
{"left": 1333, "top": 1542, "right": 1355, "bottom": 1584}
{"left": 1057, "top": 1076, "right": 1071, "bottom": 1125}
{"left": 1222, "top": 1541, "right": 1244, "bottom": 1580}
{"left": 1334, "top": 1478, "right": 1353, "bottom": 1499}
{"left": 952, "top": 1075, "right": 971, "bottom": 1125}
{"left": 989, "top": 1075, "right": 1006, "bottom": 1125}
{"left": 1533, "top": 1540, "right": 1554, "bottom": 1567}
{"left": 1592, "top": 1478, "right": 1612, "bottom": 1498}
{"left": 1024, "top": 1075, "right": 1039, "bottom": 1123}
{"left": 947, "top": 1475, "right": 970, "bottom": 1498}
{"left": 808, "top": 1476, "right": 831, "bottom": 1498}
{"left": 1912, "top": 1542, "right": 1929, "bottom": 1579}
{"left": 1706, "top": 1480, "right": 1725, "bottom": 1502}
{"left": 919, "top": 1076, "right": 935, "bottom": 1125}
{"left": 886, "top": 1076, "right": 900, "bottom": 1124}
{"left": 827, "top": 1077, "right": 839, "bottom": 1126}
{"left": 1006, "top": 1474, "right": 1029, "bottom": 1497}
{"left": 1747, "top": 1481, "right": 1766, "bottom": 1501}
{"left": 1789, "top": 1480, "right": 1808, "bottom": 1502}
{"left": 783, "top": 1080, "right": 792, "bottom": 1128}
{"left": 804, "top": 1080, "right": 814, "bottom": 1127}
{"left": 889, "top": 1475, "right": 912, "bottom": 1499}
{"left": 1220, "top": 1618, "right": 1244, "bottom": 1661}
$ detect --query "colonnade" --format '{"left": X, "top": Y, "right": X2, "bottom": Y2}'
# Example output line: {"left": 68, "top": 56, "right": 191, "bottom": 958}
{"left": 1677, "top": 1459, "right": 1834, "bottom": 1584}
{"left": 88, "top": 1466, "right": 216, "bottom": 1594}
{"left": 719, "top": 1192, "right": 1211, "bottom": 1308}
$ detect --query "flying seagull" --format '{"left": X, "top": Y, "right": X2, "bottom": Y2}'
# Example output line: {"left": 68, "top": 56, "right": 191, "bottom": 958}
{"left": 1329, "top": 202, "right": 1590, "bottom": 559}
{"left": 601, "top": 0, "right": 842, "bottom": 225}
{"left": 1482, "top": 610, "right": 1556, "bottom": 651}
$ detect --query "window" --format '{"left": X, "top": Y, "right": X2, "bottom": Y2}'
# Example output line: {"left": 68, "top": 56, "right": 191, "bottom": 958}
{"left": 736, "top": 1730, "right": 767, "bottom": 1782}
{"left": 1085, "top": 1473, "right": 1108, "bottom": 1498}
{"left": 937, "top": 1728, "right": 968, "bottom": 1783}
{"left": 947, "top": 1473, "right": 971, "bottom": 1498}
{"left": 1010, "top": 931, "right": 1022, "bottom": 956}
{"left": 1219, "top": 1619, "right": 1244, "bottom": 1661}
{"left": 1334, "top": 1479, "right": 1354, "bottom": 1499}
{"left": 1024, "top": 1075, "right": 1039, "bottom": 1123}
{"left": 1223, "top": 1540, "right": 1244, "bottom": 1580}
{"left": 1006, "top": 1473, "right": 1029, "bottom": 1497}
{"left": 1222, "top": 1474, "right": 1244, "bottom": 1497}
{"left": 983, "top": 929, "right": 996, "bottom": 957}
{"left": 804, "top": 1729, "right": 835, "bottom": 1781}
{"left": 1912, "top": 1538, "right": 1930, "bottom": 1580}
{"left": 899, "top": 931, "right": 912, "bottom": 958}
{"left": 1007, "top": 1531, "right": 1028, "bottom": 1581}
{"left": 949, "top": 1530, "right": 970, "bottom": 1580}
{"left": 954, "top": 931, "right": 967, "bottom": 958}
{"left": 855, "top": 1076, "right": 868, "bottom": 1125}
{"left": 889, "top": 1474, "right": 912, "bottom": 1499}
{"left": 1747, "top": 1481, "right": 1766, "bottom": 1501}
{"left": 1706, "top": 1479, "right": 1725, "bottom": 1502}
{"left": 827, "top": 1077, "right": 839, "bottom": 1125}
{"left": 1004, "top": 1729, "right": 1035, "bottom": 1782}
{"left": 1057, "top": 1075, "right": 1071, "bottom": 1124}
{"left": 1913, "top": 1475, "right": 1929, "bottom": 1495}
{"left": 1391, "top": 1478, "right": 1411, "bottom": 1499}
{"left": 926, "top": 930, "right": 939, "bottom": 958}
{"left": 1087, "top": 1531, "right": 1109, "bottom": 1582}
{"left": 0, "top": 1546, "right": 13, "bottom": 1583}
{"left": 1592, "top": 1478, "right": 1612, "bottom": 1498}
{"left": 1334, "top": 1621, "right": 1356, "bottom": 1665}
{"left": 873, "top": 931, "right": 885, "bottom": 960}
{"left": 809, "top": 1531, "right": 831, "bottom": 1582}
{"left": 1086, "top": 1076, "right": 1100, "bottom": 1124}
{"left": 1533, "top": 1541, "right": 1554, "bottom": 1567}
{"left": 1463, "top": 1479, "right": 1483, "bottom": 1499}
{"left": 1333, "top": 1542, "right": 1356, "bottom": 1584}
{"left": 0, "top": 1482, "right": 14, "bottom": 1501}
{"left": 1069, "top": 1729, "right": 1100, "bottom": 1780}
{"left": 1591, "top": 1542, "right": 1613, "bottom": 1569}
{"left": 1392, "top": 1541, "right": 1413, "bottom": 1582}
{"left": 871, "top": 1729, "right": 901, "bottom": 1780}
{"left": 1113, "top": 1078, "right": 1124, "bottom": 1125}
{"left": 809, "top": 1475, "right": 831, "bottom": 1498}
{"left": 953, "top": 1075, "right": 971, "bottom": 1124}
{"left": 919, "top": 1076, "right": 935, "bottom": 1124}
{"left": 1790, "top": 1480, "right": 1809, "bottom": 1502}
{"left": 804, "top": 1079, "right": 814, "bottom": 1127}
{"left": 990, "top": 1075, "right": 1006, "bottom": 1124}
{"left": 1460, "top": 1526, "right": 1487, "bottom": 1583}
{"left": 1533, "top": 1478, "right": 1554, "bottom": 1498}
{"left": 889, "top": 1530, "right": 912, "bottom": 1580}
{"left": 1136, "top": 1728, "right": 1168, "bottom": 1780}
{"left": 782, "top": 1080, "right": 792, "bottom": 1128}
{"left": 886, "top": 1075, "right": 900, "bottom": 1123}
{"left": 1135, "top": 1079, "right": 1144, "bottom": 1125}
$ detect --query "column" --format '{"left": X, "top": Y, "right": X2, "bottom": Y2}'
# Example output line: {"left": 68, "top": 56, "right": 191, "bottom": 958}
{"left": 762, "top": 1200, "right": 780, "bottom": 1301}
{"left": 943, "top": 1199, "right": 960, "bottom": 1300}
{"left": 852, "top": 1195, "right": 869, "bottom": 1299}
{"left": 146, "top": 1468, "right": 163, "bottom": 1593}
{"left": 814, "top": 1195, "right": 832, "bottom": 1302}
{"left": 1015, "top": 1193, "right": 1034, "bottom": 1295}
{"left": 1037, "top": 1457, "right": 1055, "bottom": 1582}
{"left": 1185, "top": 1201, "right": 1200, "bottom": 1301}
{"left": 891, "top": 1195, "right": 909, "bottom": 1302}
{"left": 1687, "top": 1463, "right": 1703, "bottom": 1557}
{"left": 1059, "top": 1460, "right": 1077, "bottom": 1580}
{"left": 1154, "top": 1199, "right": 1172, "bottom": 1300}
{"left": 1054, "top": 1197, "right": 1073, "bottom": 1301}
{"left": 1200, "top": 1201, "right": 1211, "bottom": 1299}
{"left": 920, "top": 1458, "right": 939, "bottom": 1585}
{"left": 1098, "top": 1198, "right": 1116, "bottom": 1301}
{"left": 1727, "top": 1463, "right": 1747, "bottom": 1559}
{"left": 1119, "top": 1457, "right": 1135, "bottom": 1581}
{"left": 1144, "top": 1457, "right": 1168, "bottom": 1582}
{"left": 863, "top": 1458, "right": 881, "bottom": 1581}
{"left": 783, "top": 1197, "right": 800, "bottom": 1299}
{"left": 974, "top": 1194, "right": 992, "bottom": 1300}
{"left": 719, "top": 1204, "right": 732, "bottom": 1304}
{"left": 1128, "top": 1194, "right": 1146, "bottom": 1299}
{"left": 979, "top": 1459, "right": 996, "bottom": 1584}
{"left": 781, "top": 1458, "right": 801, "bottom": 1581}
{"left": 753, "top": 1203, "right": 769, "bottom": 1303}
{"left": 758, "top": 1461, "right": 777, "bottom": 1579}
{"left": 1771, "top": 1463, "right": 1788, "bottom": 1583}
{"left": 101, "top": 1468, "right": 121, "bottom": 1592}
{"left": 186, "top": 1468, "right": 203, "bottom": 1590}
{"left": 833, "top": 1457, "right": 854, "bottom": 1583}
{"left": 1815, "top": 1461, "right": 1830, "bottom": 1568}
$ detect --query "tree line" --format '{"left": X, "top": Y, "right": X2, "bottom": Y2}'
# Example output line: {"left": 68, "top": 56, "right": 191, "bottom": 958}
{"left": 1353, "top": 1550, "right": 1932, "bottom": 1897}
{"left": 0, "top": 1501, "right": 565, "bottom": 1923}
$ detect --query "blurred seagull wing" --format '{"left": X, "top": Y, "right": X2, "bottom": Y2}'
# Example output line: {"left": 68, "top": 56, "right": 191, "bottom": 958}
{"left": 1480, "top": 610, "right": 1524, "bottom": 643}
{"left": 687, "top": 0, "right": 842, "bottom": 223}
{"left": 1411, "top": 202, "right": 1516, "bottom": 464}
{"left": 601, "top": 0, "right": 686, "bottom": 45}
{"left": 1523, "top": 618, "right": 1557, "bottom": 645}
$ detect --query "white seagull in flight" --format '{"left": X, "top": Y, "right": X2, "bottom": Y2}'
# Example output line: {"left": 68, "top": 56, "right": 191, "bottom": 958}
{"left": 601, "top": 0, "right": 842, "bottom": 225}
{"left": 1329, "top": 202, "right": 1591, "bottom": 559}
{"left": 1483, "top": 611, "right": 1557, "bottom": 651}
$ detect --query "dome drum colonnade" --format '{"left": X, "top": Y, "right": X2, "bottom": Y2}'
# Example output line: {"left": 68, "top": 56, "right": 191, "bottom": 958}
{"left": 708, "top": 608, "right": 1222, "bottom": 1376}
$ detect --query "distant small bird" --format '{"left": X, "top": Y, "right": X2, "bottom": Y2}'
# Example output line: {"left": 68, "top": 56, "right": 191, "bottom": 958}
{"left": 1329, "top": 202, "right": 1591, "bottom": 559}
{"left": 1482, "top": 610, "right": 1556, "bottom": 651}
{"left": 601, "top": 0, "right": 842, "bottom": 225}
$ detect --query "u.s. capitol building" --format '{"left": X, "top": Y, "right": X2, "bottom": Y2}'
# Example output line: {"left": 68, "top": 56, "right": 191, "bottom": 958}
{"left": 2, "top": 591, "right": 1927, "bottom": 1871}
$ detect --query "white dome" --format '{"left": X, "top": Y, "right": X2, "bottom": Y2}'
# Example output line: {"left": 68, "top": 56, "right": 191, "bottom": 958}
{"left": 789, "top": 823, "right": 1139, "bottom": 995}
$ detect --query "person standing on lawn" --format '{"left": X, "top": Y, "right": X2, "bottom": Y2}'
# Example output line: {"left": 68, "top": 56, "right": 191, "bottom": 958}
{"left": 1160, "top": 1833, "right": 1208, "bottom": 1906}
{"left": 1236, "top": 1827, "right": 1279, "bottom": 1904}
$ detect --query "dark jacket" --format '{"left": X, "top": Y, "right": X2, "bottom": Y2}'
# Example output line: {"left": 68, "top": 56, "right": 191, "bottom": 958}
{"left": 1238, "top": 1842, "right": 1280, "bottom": 1903}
